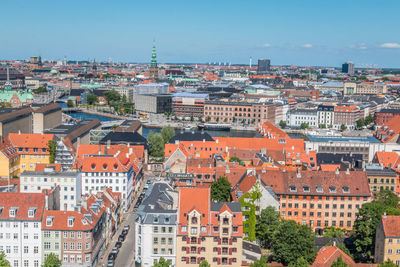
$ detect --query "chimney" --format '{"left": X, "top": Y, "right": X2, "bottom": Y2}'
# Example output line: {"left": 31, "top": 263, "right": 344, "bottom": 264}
{"left": 346, "top": 168, "right": 350, "bottom": 175}
{"left": 335, "top": 168, "right": 339, "bottom": 175}
{"left": 203, "top": 139, "right": 205, "bottom": 143}
{"left": 226, "top": 165, "right": 230, "bottom": 173}
{"left": 18, "top": 130, "right": 21, "bottom": 135}
{"left": 383, "top": 212, "right": 387, "bottom": 218}
{"left": 98, "top": 144, "right": 102, "bottom": 155}
{"left": 77, "top": 137, "right": 81, "bottom": 149}
{"left": 129, "top": 147, "right": 133, "bottom": 155}
{"left": 107, "top": 139, "right": 111, "bottom": 149}
{"left": 296, "top": 168, "right": 301, "bottom": 178}
{"left": 282, "top": 167, "right": 286, "bottom": 173}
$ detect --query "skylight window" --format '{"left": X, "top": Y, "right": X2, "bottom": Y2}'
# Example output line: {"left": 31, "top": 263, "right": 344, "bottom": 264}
{"left": 342, "top": 186, "right": 350, "bottom": 193}
{"left": 329, "top": 186, "right": 336, "bottom": 193}
{"left": 316, "top": 186, "right": 323, "bottom": 193}
{"left": 303, "top": 186, "right": 310, "bottom": 192}
{"left": 289, "top": 185, "right": 297, "bottom": 192}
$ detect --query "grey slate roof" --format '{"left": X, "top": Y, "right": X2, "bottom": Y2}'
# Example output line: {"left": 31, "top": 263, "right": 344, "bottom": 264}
{"left": 210, "top": 202, "right": 242, "bottom": 213}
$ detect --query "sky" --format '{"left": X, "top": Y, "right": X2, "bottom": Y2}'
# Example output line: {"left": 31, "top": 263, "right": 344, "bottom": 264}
{"left": 1, "top": 0, "right": 400, "bottom": 68}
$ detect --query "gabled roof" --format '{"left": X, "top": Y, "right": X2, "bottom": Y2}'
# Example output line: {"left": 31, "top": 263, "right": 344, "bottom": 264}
{"left": 0, "top": 193, "right": 45, "bottom": 221}
{"left": 312, "top": 246, "right": 355, "bottom": 267}
{"left": 7, "top": 132, "right": 54, "bottom": 149}
{"left": 381, "top": 215, "right": 400, "bottom": 238}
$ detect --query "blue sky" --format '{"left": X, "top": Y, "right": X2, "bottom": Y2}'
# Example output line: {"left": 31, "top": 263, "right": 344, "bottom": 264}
{"left": 1, "top": 0, "right": 400, "bottom": 67}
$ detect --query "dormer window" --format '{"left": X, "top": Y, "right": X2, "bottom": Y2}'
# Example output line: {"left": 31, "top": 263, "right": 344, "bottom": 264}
{"left": 103, "top": 164, "right": 107, "bottom": 170}
{"left": 164, "top": 217, "right": 170, "bottom": 223}
{"left": 113, "top": 164, "right": 118, "bottom": 170}
{"left": 28, "top": 207, "right": 36, "bottom": 218}
{"left": 154, "top": 216, "right": 159, "bottom": 223}
{"left": 46, "top": 216, "right": 54, "bottom": 227}
{"left": 81, "top": 219, "right": 88, "bottom": 225}
{"left": 316, "top": 186, "right": 323, "bottom": 193}
{"left": 303, "top": 186, "right": 310, "bottom": 192}
{"left": 342, "top": 186, "right": 350, "bottom": 193}
{"left": 9, "top": 207, "right": 17, "bottom": 217}
{"left": 91, "top": 163, "right": 96, "bottom": 170}
{"left": 68, "top": 216, "right": 75, "bottom": 227}
{"left": 289, "top": 185, "right": 297, "bottom": 192}
{"left": 329, "top": 186, "right": 336, "bottom": 193}
{"left": 191, "top": 217, "right": 198, "bottom": 224}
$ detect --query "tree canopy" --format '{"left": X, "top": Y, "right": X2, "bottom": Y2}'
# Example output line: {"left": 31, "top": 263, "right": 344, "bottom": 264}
{"left": 47, "top": 140, "right": 57, "bottom": 164}
{"left": 279, "top": 120, "right": 287, "bottom": 128}
{"left": 43, "top": 253, "right": 61, "bottom": 267}
{"left": 148, "top": 132, "right": 165, "bottom": 157}
{"left": 211, "top": 176, "right": 232, "bottom": 202}
{"left": 0, "top": 252, "right": 10, "bottom": 267}
{"left": 270, "top": 220, "right": 316, "bottom": 265}
{"left": 288, "top": 257, "right": 309, "bottom": 267}
{"left": 161, "top": 126, "right": 175, "bottom": 144}
{"left": 378, "top": 259, "right": 398, "bottom": 267}
{"left": 104, "top": 89, "right": 121, "bottom": 103}
{"left": 331, "top": 257, "right": 349, "bottom": 267}
{"left": 256, "top": 206, "right": 281, "bottom": 248}
{"left": 250, "top": 255, "right": 269, "bottom": 267}
{"left": 86, "top": 94, "right": 98, "bottom": 105}
{"left": 152, "top": 257, "right": 171, "bottom": 267}
{"left": 199, "top": 260, "right": 211, "bottom": 267}
{"left": 352, "top": 190, "right": 400, "bottom": 262}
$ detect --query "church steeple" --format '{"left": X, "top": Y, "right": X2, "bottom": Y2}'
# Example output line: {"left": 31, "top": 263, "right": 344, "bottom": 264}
{"left": 149, "top": 40, "right": 159, "bottom": 82}
{"left": 150, "top": 41, "right": 157, "bottom": 68}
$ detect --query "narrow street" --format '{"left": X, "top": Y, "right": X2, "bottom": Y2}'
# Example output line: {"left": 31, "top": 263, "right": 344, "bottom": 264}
{"left": 97, "top": 174, "right": 152, "bottom": 267}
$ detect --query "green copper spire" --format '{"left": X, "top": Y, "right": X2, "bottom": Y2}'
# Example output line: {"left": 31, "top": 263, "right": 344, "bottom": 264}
{"left": 150, "top": 41, "right": 157, "bottom": 68}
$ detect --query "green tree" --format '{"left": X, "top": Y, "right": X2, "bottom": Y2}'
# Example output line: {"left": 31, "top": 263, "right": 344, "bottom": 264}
{"left": 43, "top": 253, "right": 61, "bottom": 267}
{"left": 229, "top": 157, "right": 242, "bottom": 164}
{"left": 270, "top": 220, "right": 315, "bottom": 265}
{"left": 323, "top": 227, "right": 346, "bottom": 238}
{"left": 122, "top": 94, "right": 127, "bottom": 103}
{"left": 300, "top": 123, "right": 309, "bottom": 129}
{"left": 199, "top": 260, "right": 211, "bottom": 267}
{"left": 256, "top": 206, "right": 281, "bottom": 248}
{"left": 33, "top": 87, "right": 48, "bottom": 94}
{"left": 341, "top": 124, "right": 347, "bottom": 131}
{"left": 352, "top": 198, "right": 400, "bottom": 262}
{"left": 288, "top": 257, "right": 309, "bottom": 267}
{"left": 86, "top": 94, "right": 98, "bottom": 105}
{"left": 47, "top": 140, "right": 57, "bottom": 164}
{"left": 376, "top": 189, "right": 399, "bottom": 208}
{"left": 206, "top": 116, "right": 211, "bottom": 122}
{"left": 152, "top": 257, "right": 171, "bottom": 267}
{"left": 319, "top": 124, "right": 326, "bottom": 129}
{"left": 67, "top": 99, "right": 74, "bottom": 107}
{"left": 148, "top": 132, "right": 165, "bottom": 157}
{"left": 331, "top": 257, "right": 349, "bottom": 267}
{"left": 104, "top": 89, "right": 121, "bottom": 103}
{"left": 211, "top": 176, "right": 232, "bottom": 202}
{"left": 190, "top": 116, "right": 194, "bottom": 122}
{"left": 356, "top": 119, "right": 365, "bottom": 129}
{"left": 161, "top": 126, "right": 175, "bottom": 144}
{"left": 250, "top": 256, "right": 269, "bottom": 267}
{"left": 0, "top": 252, "right": 10, "bottom": 267}
{"left": 379, "top": 259, "right": 398, "bottom": 267}
{"left": 365, "top": 114, "right": 374, "bottom": 125}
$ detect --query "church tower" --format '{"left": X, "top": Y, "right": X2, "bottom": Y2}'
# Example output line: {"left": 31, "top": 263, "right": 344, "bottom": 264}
{"left": 149, "top": 42, "right": 158, "bottom": 82}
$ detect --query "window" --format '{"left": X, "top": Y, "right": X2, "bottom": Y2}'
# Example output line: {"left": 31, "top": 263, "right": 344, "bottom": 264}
{"left": 153, "top": 248, "right": 158, "bottom": 255}
{"left": 44, "top": 242, "right": 51, "bottom": 250}
{"left": 191, "top": 227, "right": 197, "bottom": 234}
{"left": 24, "top": 246, "right": 28, "bottom": 254}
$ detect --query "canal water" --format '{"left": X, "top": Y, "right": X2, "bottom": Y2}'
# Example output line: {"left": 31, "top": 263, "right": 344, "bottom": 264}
{"left": 65, "top": 112, "right": 262, "bottom": 139}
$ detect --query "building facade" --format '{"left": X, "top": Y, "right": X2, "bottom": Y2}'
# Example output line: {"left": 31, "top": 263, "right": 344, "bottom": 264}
{"left": 286, "top": 109, "right": 318, "bottom": 128}
{"left": 375, "top": 215, "right": 400, "bottom": 265}
{"left": 135, "top": 94, "right": 172, "bottom": 114}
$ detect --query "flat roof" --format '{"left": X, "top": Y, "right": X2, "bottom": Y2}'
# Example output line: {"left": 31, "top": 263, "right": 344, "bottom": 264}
{"left": 307, "top": 135, "right": 381, "bottom": 143}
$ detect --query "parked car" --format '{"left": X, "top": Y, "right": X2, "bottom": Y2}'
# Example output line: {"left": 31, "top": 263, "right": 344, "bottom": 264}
{"left": 108, "top": 252, "right": 117, "bottom": 260}
{"left": 111, "top": 246, "right": 119, "bottom": 256}
{"left": 122, "top": 229, "right": 128, "bottom": 236}
{"left": 134, "top": 201, "right": 141, "bottom": 209}
{"left": 115, "top": 241, "right": 122, "bottom": 248}
{"left": 118, "top": 233, "right": 126, "bottom": 242}
{"left": 123, "top": 225, "right": 130, "bottom": 232}
{"left": 146, "top": 179, "right": 151, "bottom": 184}
{"left": 107, "top": 259, "right": 115, "bottom": 267}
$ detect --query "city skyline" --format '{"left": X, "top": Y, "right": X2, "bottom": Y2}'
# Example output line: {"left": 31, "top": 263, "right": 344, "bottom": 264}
{"left": 0, "top": 0, "right": 400, "bottom": 67}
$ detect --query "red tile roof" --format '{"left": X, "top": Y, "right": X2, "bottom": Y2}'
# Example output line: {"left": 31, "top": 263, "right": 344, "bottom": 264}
{"left": 381, "top": 215, "right": 400, "bottom": 237}
{"left": 7, "top": 133, "right": 54, "bottom": 150}
{"left": 312, "top": 246, "right": 355, "bottom": 267}
{"left": 35, "top": 163, "right": 62, "bottom": 172}
{"left": 0, "top": 192, "right": 45, "bottom": 221}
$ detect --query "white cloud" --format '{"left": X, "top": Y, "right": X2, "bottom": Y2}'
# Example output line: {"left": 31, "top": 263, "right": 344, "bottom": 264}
{"left": 380, "top": 43, "right": 400, "bottom": 48}
{"left": 348, "top": 43, "right": 367, "bottom": 50}
{"left": 261, "top": 43, "right": 271, "bottom": 47}
{"left": 302, "top": 44, "right": 312, "bottom": 48}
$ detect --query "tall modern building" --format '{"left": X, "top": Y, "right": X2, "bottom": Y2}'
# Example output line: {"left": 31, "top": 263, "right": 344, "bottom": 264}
{"left": 257, "top": 59, "right": 271, "bottom": 73}
{"left": 149, "top": 43, "right": 159, "bottom": 82}
{"left": 342, "top": 62, "right": 354, "bottom": 75}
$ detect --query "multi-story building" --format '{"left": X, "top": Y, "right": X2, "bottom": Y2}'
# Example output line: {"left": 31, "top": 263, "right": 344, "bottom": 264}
{"left": 176, "top": 187, "right": 243, "bottom": 266}
{"left": 333, "top": 105, "right": 361, "bottom": 130}
{"left": 7, "top": 132, "right": 54, "bottom": 172}
{"left": 0, "top": 139, "right": 20, "bottom": 178}
{"left": 317, "top": 105, "right": 334, "bottom": 127}
{"left": 344, "top": 82, "right": 387, "bottom": 95}
{"left": 20, "top": 165, "right": 81, "bottom": 211}
{"left": 204, "top": 101, "right": 253, "bottom": 124}
{"left": 260, "top": 169, "right": 371, "bottom": 234}
{"left": 286, "top": 109, "right": 318, "bottom": 128}
{"left": 54, "top": 140, "right": 75, "bottom": 171}
{"left": 135, "top": 182, "right": 178, "bottom": 267}
{"left": 42, "top": 197, "right": 106, "bottom": 267}
{"left": 251, "top": 103, "right": 276, "bottom": 125}
{"left": 374, "top": 109, "right": 400, "bottom": 127}
{"left": 172, "top": 93, "right": 209, "bottom": 118}
{"left": 341, "top": 62, "right": 354, "bottom": 75}
{"left": 257, "top": 59, "right": 271, "bottom": 73}
{"left": 366, "top": 164, "right": 398, "bottom": 195}
{"left": 135, "top": 94, "right": 172, "bottom": 114}
{"left": 31, "top": 103, "right": 62, "bottom": 134}
{"left": 0, "top": 107, "right": 33, "bottom": 138}
{"left": 375, "top": 215, "right": 400, "bottom": 265}
{"left": 0, "top": 193, "right": 45, "bottom": 267}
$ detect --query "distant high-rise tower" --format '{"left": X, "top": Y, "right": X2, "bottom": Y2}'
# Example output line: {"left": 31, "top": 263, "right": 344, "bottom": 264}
{"left": 149, "top": 42, "right": 158, "bottom": 82}
{"left": 342, "top": 62, "right": 354, "bottom": 75}
{"left": 257, "top": 59, "right": 271, "bottom": 73}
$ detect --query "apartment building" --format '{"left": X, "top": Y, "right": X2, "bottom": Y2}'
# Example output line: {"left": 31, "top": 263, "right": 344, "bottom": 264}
{"left": 204, "top": 101, "right": 253, "bottom": 124}
{"left": 176, "top": 187, "right": 243, "bottom": 266}
{"left": 333, "top": 106, "right": 361, "bottom": 130}
{"left": 42, "top": 199, "right": 106, "bottom": 267}
{"left": 366, "top": 164, "right": 398, "bottom": 195}
{"left": 172, "top": 93, "right": 209, "bottom": 118}
{"left": 344, "top": 82, "right": 387, "bottom": 95}
{"left": 317, "top": 105, "right": 334, "bottom": 127}
{"left": 375, "top": 215, "right": 400, "bottom": 265}
{"left": 7, "top": 132, "right": 54, "bottom": 172}
{"left": 259, "top": 169, "right": 371, "bottom": 234}
{"left": 0, "top": 139, "right": 20, "bottom": 178}
{"left": 135, "top": 182, "right": 178, "bottom": 267}
{"left": 20, "top": 165, "right": 81, "bottom": 211}
{"left": 286, "top": 109, "right": 318, "bottom": 128}
{"left": 0, "top": 193, "right": 45, "bottom": 267}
